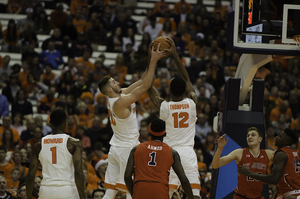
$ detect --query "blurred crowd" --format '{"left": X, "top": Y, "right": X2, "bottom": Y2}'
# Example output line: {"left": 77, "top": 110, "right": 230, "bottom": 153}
{"left": 0, "top": 0, "right": 299, "bottom": 198}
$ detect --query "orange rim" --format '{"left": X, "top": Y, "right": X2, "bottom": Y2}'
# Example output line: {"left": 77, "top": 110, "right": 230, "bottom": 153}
{"left": 293, "top": 35, "right": 300, "bottom": 42}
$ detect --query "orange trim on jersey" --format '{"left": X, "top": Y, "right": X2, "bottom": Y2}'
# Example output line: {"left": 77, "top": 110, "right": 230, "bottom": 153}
{"left": 104, "top": 182, "right": 117, "bottom": 190}
{"left": 116, "top": 183, "right": 128, "bottom": 192}
{"left": 191, "top": 183, "right": 201, "bottom": 189}
{"left": 169, "top": 184, "right": 178, "bottom": 190}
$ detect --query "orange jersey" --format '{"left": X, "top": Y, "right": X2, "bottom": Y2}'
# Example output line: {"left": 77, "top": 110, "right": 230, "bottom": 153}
{"left": 276, "top": 147, "right": 300, "bottom": 196}
{"left": 133, "top": 140, "right": 174, "bottom": 186}
{"left": 0, "top": 163, "right": 14, "bottom": 180}
{"left": 235, "top": 148, "right": 269, "bottom": 198}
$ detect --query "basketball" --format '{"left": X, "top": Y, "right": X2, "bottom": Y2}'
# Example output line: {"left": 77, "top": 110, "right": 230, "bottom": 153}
{"left": 152, "top": 36, "right": 171, "bottom": 56}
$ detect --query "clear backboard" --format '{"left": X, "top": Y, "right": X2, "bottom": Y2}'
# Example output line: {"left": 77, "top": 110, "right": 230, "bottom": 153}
{"left": 227, "top": 0, "right": 300, "bottom": 56}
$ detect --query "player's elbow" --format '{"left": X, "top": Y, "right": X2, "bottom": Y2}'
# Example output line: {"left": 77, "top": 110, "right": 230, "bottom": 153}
{"left": 211, "top": 162, "right": 219, "bottom": 169}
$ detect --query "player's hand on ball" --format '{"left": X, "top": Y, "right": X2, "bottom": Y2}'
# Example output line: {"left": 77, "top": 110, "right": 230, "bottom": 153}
{"left": 164, "top": 37, "right": 177, "bottom": 56}
{"left": 217, "top": 134, "right": 228, "bottom": 148}
{"left": 151, "top": 43, "right": 169, "bottom": 62}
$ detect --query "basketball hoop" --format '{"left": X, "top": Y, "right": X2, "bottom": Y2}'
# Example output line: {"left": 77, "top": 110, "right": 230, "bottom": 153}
{"left": 294, "top": 35, "right": 300, "bottom": 52}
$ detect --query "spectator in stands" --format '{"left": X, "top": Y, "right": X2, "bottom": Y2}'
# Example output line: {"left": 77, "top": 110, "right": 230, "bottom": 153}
{"left": 74, "top": 101, "right": 92, "bottom": 127}
{"left": 270, "top": 100, "right": 293, "bottom": 122}
{"left": 195, "top": 113, "right": 212, "bottom": 143}
{"left": 70, "top": 75, "right": 90, "bottom": 99}
{"left": 12, "top": 151, "right": 28, "bottom": 177}
{"left": 1, "top": 129, "right": 16, "bottom": 152}
{"left": 65, "top": 115, "right": 76, "bottom": 137}
{"left": 61, "top": 16, "right": 78, "bottom": 42}
{"left": 11, "top": 113, "right": 26, "bottom": 136}
{"left": 57, "top": 71, "right": 75, "bottom": 96}
{"left": 272, "top": 114, "right": 290, "bottom": 135}
{"left": 39, "top": 40, "right": 64, "bottom": 69}
{"left": 174, "top": 0, "right": 192, "bottom": 14}
{"left": 75, "top": 48, "right": 95, "bottom": 73}
{"left": 158, "top": 20, "right": 174, "bottom": 38}
{"left": 74, "top": 125, "right": 91, "bottom": 148}
{"left": 34, "top": 10, "right": 51, "bottom": 35}
{"left": 20, "top": 118, "right": 36, "bottom": 143}
{"left": 178, "top": 23, "right": 192, "bottom": 49}
{"left": 2, "top": 19, "right": 20, "bottom": 53}
{"left": 212, "top": 0, "right": 228, "bottom": 19}
{"left": 81, "top": 92, "right": 94, "bottom": 114}
{"left": 70, "top": 0, "right": 89, "bottom": 16}
{"left": 11, "top": 89, "right": 33, "bottom": 117}
{"left": 50, "top": 4, "right": 67, "bottom": 29}
{"left": 115, "top": 54, "right": 128, "bottom": 79}
{"left": 0, "top": 56, "right": 12, "bottom": 86}
{"left": 211, "top": 12, "right": 224, "bottom": 36}
{"left": 34, "top": 114, "right": 52, "bottom": 136}
{"left": 122, "top": 28, "right": 138, "bottom": 53}
{"left": 42, "top": 28, "right": 69, "bottom": 55}
{"left": 144, "top": 15, "right": 163, "bottom": 41}
{"left": 0, "top": 116, "right": 20, "bottom": 142}
{"left": 73, "top": 9, "right": 88, "bottom": 33}
{"left": 70, "top": 31, "right": 93, "bottom": 57}
{"left": 39, "top": 63, "right": 56, "bottom": 87}
{"left": 85, "top": 116, "right": 105, "bottom": 148}
{"left": 21, "top": 72, "right": 48, "bottom": 101}
{"left": 20, "top": 23, "right": 38, "bottom": 52}
{"left": 139, "top": 126, "right": 150, "bottom": 143}
{"left": 0, "top": 95, "right": 9, "bottom": 118}
{"left": 92, "top": 189, "right": 105, "bottom": 199}
{"left": 86, "top": 16, "right": 107, "bottom": 47}
{"left": 94, "top": 159, "right": 108, "bottom": 187}
{"left": 21, "top": 42, "right": 39, "bottom": 63}
{"left": 27, "top": 126, "right": 42, "bottom": 147}
{"left": 192, "top": 0, "right": 204, "bottom": 15}
{"left": 289, "top": 90, "right": 300, "bottom": 119}
{"left": 153, "top": 0, "right": 170, "bottom": 16}
{"left": 0, "top": 176, "right": 16, "bottom": 199}
{"left": 100, "top": 5, "right": 115, "bottom": 32}
{"left": 17, "top": 8, "right": 34, "bottom": 32}
{"left": 7, "top": 0, "right": 23, "bottom": 14}
{"left": 38, "top": 86, "right": 58, "bottom": 114}
{"left": 139, "top": 9, "right": 153, "bottom": 34}
{"left": 124, "top": 7, "right": 138, "bottom": 35}
{"left": 106, "top": 27, "right": 122, "bottom": 52}
{"left": 173, "top": 33, "right": 186, "bottom": 55}
{"left": 92, "top": 59, "right": 108, "bottom": 85}
{"left": 17, "top": 183, "right": 27, "bottom": 199}
{"left": 266, "top": 125, "right": 277, "bottom": 150}
{"left": 89, "top": 0, "right": 104, "bottom": 17}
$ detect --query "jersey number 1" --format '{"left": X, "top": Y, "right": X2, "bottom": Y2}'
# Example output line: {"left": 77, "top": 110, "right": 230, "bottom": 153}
{"left": 50, "top": 147, "right": 57, "bottom": 164}
{"left": 148, "top": 152, "right": 156, "bottom": 166}
{"left": 172, "top": 112, "right": 189, "bottom": 128}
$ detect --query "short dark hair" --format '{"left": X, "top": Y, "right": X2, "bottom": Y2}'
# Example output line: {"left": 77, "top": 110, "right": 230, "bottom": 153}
{"left": 284, "top": 128, "right": 298, "bottom": 145}
{"left": 97, "top": 76, "right": 111, "bottom": 95}
{"left": 150, "top": 118, "right": 166, "bottom": 139}
{"left": 247, "top": 127, "right": 262, "bottom": 137}
{"left": 17, "top": 183, "right": 26, "bottom": 193}
{"left": 91, "top": 189, "right": 105, "bottom": 198}
{"left": 50, "top": 109, "right": 67, "bottom": 126}
{"left": 170, "top": 77, "right": 186, "bottom": 97}
{"left": 0, "top": 146, "right": 7, "bottom": 153}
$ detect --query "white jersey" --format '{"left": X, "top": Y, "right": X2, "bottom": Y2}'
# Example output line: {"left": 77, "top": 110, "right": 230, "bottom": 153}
{"left": 108, "top": 96, "right": 139, "bottom": 148}
{"left": 160, "top": 98, "right": 197, "bottom": 147}
{"left": 39, "top": 134, "right": 75, "bottom": 186}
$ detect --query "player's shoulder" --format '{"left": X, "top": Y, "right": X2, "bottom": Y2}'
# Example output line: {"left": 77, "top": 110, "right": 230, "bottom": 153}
{"left": 68, "top": 137, "right": 82, "bottom": 147}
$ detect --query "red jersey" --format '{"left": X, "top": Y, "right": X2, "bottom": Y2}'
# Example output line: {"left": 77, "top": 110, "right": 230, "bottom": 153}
{"left": 235, "top": 148, "right": 269, "bottom": 198}
{"left": 276, "top": 146, "right": 300, "bottom": 196}
{"left": 133, "top": 140, "right": 174, "bottom": 186}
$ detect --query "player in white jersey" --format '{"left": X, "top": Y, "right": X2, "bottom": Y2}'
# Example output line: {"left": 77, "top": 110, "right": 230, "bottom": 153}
{"left": 97, "top": 44, "right": 167, "bottom": 199}
{"left": 26, "top": 109, "right": 84, "bottom": 199}
{"left": 148, "top": 38, "right": 200, "bottom": 199}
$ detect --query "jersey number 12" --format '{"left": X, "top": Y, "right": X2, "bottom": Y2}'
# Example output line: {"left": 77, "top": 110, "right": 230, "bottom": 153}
{"left": 172, "top": 112, "right": 189, "bottom": 128}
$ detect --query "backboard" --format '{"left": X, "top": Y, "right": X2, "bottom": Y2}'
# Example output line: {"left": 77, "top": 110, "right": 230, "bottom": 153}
{"left": 227, "top": 0, "right": 300, "bottom": 56}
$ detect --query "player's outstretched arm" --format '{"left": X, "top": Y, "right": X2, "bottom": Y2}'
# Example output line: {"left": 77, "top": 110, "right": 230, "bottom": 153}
{"left": 165, "top": 37, "right": 197, "bottom": 103}
{"left": 148, "top": 85, "right": 164, "bottom": 110}
{"left": 72, "top": 139, "right": 85, "bottom": 199}
{"left": 114, "top": 45, "right": 168, "bottom": 110}
{"left": 238, "top": 151, "right": 287, "bottom": 184}
{"left": 212, "top": 134, "right": 242, "bottom": 169}
{"left": 172, "top": 149, "right": 195, "bottom": 199}
{"left": 125, "top": 146, "right": 137, "bottom": 196}
{"left": 26, "top": 142, "right": 41, "bottom": 199}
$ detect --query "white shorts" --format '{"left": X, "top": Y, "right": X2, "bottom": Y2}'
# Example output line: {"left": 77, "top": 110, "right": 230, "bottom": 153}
{"left": 104, "top": 146, "right": 132, "bottom": 192}
{"left": 39, "top": 185, "right": 79, "bottom": 199}
{"left": 169, "top": 147, "right": 200, "bottom": 190}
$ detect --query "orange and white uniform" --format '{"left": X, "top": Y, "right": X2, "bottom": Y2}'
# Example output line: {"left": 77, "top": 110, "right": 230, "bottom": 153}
{"left": 235, "top": 148, "right": 269, "bottom": 199}
{"left": 276, "top": 147, "right": 300, "bottom": 198}
{"left": 160, "top": 98, "right": 200, "bottom": 191}
{"left": 39, "top": 134, "right": 79, "bottom": 199}
{"left": 105, "top": 96, "right": 139, "bottom": 191}
{"left": 133, "top": 140, "right": 174, "bottom": 199}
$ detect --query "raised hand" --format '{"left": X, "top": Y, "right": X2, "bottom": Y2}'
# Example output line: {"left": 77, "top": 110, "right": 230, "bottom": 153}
{"left": 164, "top": 37, "right": 177, "bottom": 56}
{"left": 150, "top": 43, "right": 169, "bottom": 62}
{"left": 217, "top": 134, "right": 228, "bottom": 149}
